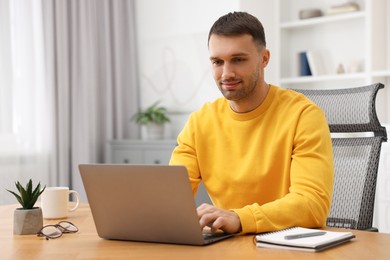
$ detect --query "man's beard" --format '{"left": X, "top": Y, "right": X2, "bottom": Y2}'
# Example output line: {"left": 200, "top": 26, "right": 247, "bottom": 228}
{"left": 218, "top": 70, "right": 259, "bottom": 101}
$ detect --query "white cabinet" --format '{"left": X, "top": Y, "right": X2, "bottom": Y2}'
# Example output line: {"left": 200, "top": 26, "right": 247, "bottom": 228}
{"left": 276, "top": 0, "right": 390, "bottom": 96}
{"left": 107, "top": 140, "right": 177, "bottom": 165}
{"left": 106, "top": 139, "right": 212, "bottom": 206}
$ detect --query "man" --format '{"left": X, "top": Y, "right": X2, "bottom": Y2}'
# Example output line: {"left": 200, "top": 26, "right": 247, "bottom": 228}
{"left": 169, "top": 12, "right": 334, "bottom": 234}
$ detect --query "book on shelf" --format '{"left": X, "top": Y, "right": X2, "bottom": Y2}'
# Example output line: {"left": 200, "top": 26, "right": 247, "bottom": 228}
{"left": 298, "top": 52, "right": 312, "bottom": 76}
{"left": 255, "top": 227, "right": 355, "bottom": 252}
{"left": 325, "top": 2, "right": 360, "bottom": 16}
{"left": 306, "top": 50, "right": 328, "bottom": 76}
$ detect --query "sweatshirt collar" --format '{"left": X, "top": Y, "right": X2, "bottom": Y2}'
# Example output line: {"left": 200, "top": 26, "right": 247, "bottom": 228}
{"left": 227, "top": 85, "right": 276, "bottom": 121}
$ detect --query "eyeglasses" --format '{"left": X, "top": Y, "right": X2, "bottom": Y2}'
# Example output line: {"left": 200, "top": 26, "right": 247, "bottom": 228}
{"left": 37, "top": 221, "right": 79, "bottom": 240}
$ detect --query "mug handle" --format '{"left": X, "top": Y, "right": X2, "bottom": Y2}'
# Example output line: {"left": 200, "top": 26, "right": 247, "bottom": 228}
{"left": 68, "top": 190, "right": 80, "bottom": 212}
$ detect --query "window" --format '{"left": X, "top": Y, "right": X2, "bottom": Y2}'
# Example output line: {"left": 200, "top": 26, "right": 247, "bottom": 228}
{"left": 0, "top": 0, "right": 52, "bottom": 205}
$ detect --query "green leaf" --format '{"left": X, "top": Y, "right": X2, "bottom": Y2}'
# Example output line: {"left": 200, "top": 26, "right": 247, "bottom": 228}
{"left": 6, "top": 190, "right": 23, "bottom": 206}
{"left": 19, "top": 186, "right": 28, "bottom": 208}
{"left": 6, "top": 179, "right": 46, "bottom": 209}
{"left": 15, "top": 181, "right": 23, "bottom": 194}
{"left": 31, "top": 184, "right": 45, "bottom": 207}
{"left": 26, "top": 179, "right": 33, "bottom": 197}
{"left": 131, "top": 101, "right": 170, "bottom": 125}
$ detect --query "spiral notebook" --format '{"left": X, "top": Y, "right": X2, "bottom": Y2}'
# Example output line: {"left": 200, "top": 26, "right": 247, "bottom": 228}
{"left": 256, "top": 227, "right": 355, "bottom": 252}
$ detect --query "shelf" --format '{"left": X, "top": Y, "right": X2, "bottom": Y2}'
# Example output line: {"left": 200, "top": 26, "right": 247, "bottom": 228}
{"left": 280, "top": 70, "right": 390, "bottom": 84}
{"left": 277, "top": 0, "right": 389, "bottom": 123}
{"left": 280, "top": 11, "right": 365, "bottom": 29}
{"left": 372, "top": 70, "right": 390, "bottom": 77}
{"left": 280, "top": 73, "right": 366, "bottom": 84}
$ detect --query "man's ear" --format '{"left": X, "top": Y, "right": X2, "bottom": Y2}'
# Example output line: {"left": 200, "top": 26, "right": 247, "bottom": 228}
{"left": 261, "top": 49, "right": 270, "bottom": 68}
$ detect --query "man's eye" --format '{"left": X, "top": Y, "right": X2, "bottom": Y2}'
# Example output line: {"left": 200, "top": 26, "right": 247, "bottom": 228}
{"left": 212, "top": 60, "right": 223, "bottom": 66}
{"left": 233, "top": 58, "right": 246, "bottom": 63}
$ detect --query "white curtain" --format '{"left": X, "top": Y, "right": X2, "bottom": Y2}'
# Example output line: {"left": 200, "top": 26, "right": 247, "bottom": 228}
{"left": 0, "top": 0, "right": 52, "bottom": 204}
{"left": 0, "top": 0, "right": 139, "bottom": 204}
{"left": 42, "top": 0, "right": 139, "bottom": 201}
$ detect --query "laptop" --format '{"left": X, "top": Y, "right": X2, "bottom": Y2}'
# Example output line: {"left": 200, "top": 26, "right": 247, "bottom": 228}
{"left": 78, "top": 164, "right": 234, "bottom": 245}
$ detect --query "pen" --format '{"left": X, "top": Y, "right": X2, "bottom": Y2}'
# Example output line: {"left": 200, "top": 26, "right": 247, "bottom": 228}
{"left": 284, "top": 231, "right": 326, "bottom": 240}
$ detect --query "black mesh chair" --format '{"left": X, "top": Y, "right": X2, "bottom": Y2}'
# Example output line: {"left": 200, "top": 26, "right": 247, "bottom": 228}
{"left": 292, "top": 83, "right": 387, "bottom": 231}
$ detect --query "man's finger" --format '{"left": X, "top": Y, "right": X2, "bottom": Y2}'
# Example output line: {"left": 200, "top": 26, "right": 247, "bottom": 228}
{"left": 199, "top": 212, "right": 217, "bottom": 229}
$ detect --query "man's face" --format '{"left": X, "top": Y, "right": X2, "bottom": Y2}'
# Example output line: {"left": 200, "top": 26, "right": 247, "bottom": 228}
{"left": 208, "top": 34, "right": 265, "bottom": 102}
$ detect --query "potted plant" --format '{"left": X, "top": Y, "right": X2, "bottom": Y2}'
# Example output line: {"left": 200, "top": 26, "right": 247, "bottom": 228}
{"left": 7, "top": 179, "right": 46, "bottom": 235}
{"left": 132, "top": 101, "right": 170, "bottom": 140}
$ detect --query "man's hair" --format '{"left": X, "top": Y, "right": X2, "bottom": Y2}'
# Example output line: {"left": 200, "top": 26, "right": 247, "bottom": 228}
{"left": 208, "top": 11, "right": 266, "bottom": 49}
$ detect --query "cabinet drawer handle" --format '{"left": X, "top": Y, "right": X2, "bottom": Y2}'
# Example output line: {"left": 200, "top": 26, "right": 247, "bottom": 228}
{"left": 124, "top": 159, "right": 130, "bottom": 163}
{"left": 154, "top": 160, "right": 160, "bottom": 164}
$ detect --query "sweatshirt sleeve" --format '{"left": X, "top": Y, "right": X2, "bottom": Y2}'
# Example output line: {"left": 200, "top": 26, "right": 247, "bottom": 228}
{"left": 169, "top": 113, "right": 202, "bottom": 195}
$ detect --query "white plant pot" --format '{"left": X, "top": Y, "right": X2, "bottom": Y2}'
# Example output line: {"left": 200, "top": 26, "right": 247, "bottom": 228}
{"left": 145, "top": 123, "right": 165, "bottom": 140}
{"left": 13, "top": 207, "right": 43, "bottom": 235}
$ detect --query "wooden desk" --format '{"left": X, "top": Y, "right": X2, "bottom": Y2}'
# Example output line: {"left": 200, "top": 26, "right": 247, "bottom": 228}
{"left": 1, "top": 204, "right": 389, "bottom": 259}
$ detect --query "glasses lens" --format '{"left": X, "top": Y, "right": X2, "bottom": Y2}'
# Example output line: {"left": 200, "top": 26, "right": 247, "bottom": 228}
{"left": 57, "top": 221, "right": 78, "bottom": 233}
{"left": 39, "top": 225, "right": 62, "bottom": 239}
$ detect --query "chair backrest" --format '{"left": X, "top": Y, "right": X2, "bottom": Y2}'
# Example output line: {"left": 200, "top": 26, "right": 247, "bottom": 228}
{"left": 292, "top": 83, "right": 387, "bottom": 230}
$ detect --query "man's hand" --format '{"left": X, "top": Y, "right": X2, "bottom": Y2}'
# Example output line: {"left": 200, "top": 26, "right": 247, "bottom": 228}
{"left": 197, "top": 203, "right": 242, "bottom": 234}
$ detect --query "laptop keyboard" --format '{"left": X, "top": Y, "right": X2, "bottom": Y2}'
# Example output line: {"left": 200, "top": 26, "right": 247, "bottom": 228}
{"left": 202, "top": 229, "right": 231, "bottom": 241}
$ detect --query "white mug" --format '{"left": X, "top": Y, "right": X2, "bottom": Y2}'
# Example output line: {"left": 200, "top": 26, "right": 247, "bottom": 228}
{"left": 41, "top": 187, "right": 80, "bottom": 219}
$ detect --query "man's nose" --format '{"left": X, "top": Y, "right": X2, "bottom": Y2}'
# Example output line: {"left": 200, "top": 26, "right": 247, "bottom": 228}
{"left": 221, "top": 63, "right": 235, "bottom": 79}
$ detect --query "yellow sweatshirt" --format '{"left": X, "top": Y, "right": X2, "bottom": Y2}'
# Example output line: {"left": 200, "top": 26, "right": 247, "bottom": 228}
{"left": 170, "top": 85, "right": 334, "bottom": 234}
